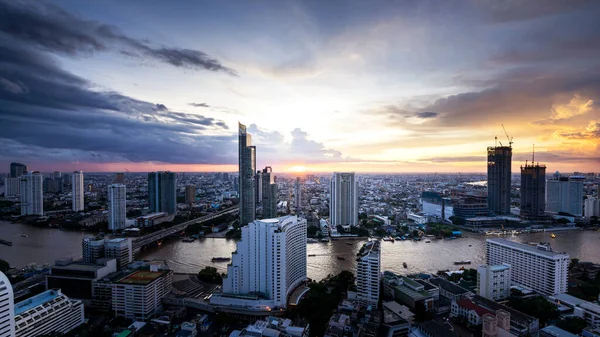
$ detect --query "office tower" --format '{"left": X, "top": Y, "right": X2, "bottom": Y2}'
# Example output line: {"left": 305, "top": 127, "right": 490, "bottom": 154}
{"left": 477, "top": 264, "right": 511, "bottom": 301}
{"left": 223, "top": 172, "right": 230, "bottom": 181}
{"left": 255, "top": 171, "right": 263, "bottom": 204}
{"left": 294, "top": 177, "right": 302, "bottom": 211}
{"left": 108, "top": 184, "right": 127, "bottom": 231}
{"left": 14, "top": 289, "right": 84, "bottom": 337}
{"left": 330, "top": 172, "right": 358, "bottom": 227}
{"left": 239, "top": 123, "right": 256, "bottom": 226}
{"left": 486, "top": 238, "right": 569, "bottom": 296}
{"left": 10, "top": 162, "right": 27, "bottom": 178}
{"left": 520, "top": 163, "right": 546, "bottom": 218}
{"left": 219, "top": 216, "right": 307, "bottom": 309}
{"left": 20, "top": 171, "right": 43, "bottom": 216}
{"left": 147, "top": 171, "right": 177, "bottom": 214}
{"left": 356, "top": 240, "right": 381, "bottom": 308}
{"left": 104, "top": 238, "right": 132, "bottom": 270}
{"left": 44, "top": 175, "right": 63, "bottom": 194}
{"left": 487, "top": 146, "right": 512, "bottom": 215}
{"left": 585, "top": 197, "right": 600, "bottom": 220}
{"left": 82, "top": 236, "right": 106, "bottom": 263}
{"left": 114, "top": 172, "right": 125, "bottom": 184}
{"left": 260, "top": 166, "right": 278, "bottom": 219}
{"left": 0, "top": 271, "right": 15, "bottom": 337}
{"left": 546, "top": 174, "right": 584, "bottom": 216}
{"left": 72, "top": 170, "right": 84, "bottom": 211}
{"left": 3, "top": 176, "right": 20, "bottom": 196}
{"left": 185, "top": 185, "right": 196, "bottom": 206}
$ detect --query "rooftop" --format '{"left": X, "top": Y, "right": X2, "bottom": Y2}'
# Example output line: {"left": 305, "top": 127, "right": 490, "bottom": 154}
{"left": 15, "top": 289, "right": 62, "bottom": 315}
{"left": 117, "top": 270, "right": 164, "bottom": 285}
{"left": 540, "top": 326, "right": 578, "bottom": 337}
{"left": 550, "top": 293, "right": 587, "bottom": 307}
{"left": 456, "top": 298, "right": 494, "bottom": 317}
{"left": 487, "top": 238, "right": 569, "bottom": 258}
{"left": 473, "top": 295, "right": 537, "bottom": 324}
{"left": 429, "top": 278, "right": 470, "bottom": 295}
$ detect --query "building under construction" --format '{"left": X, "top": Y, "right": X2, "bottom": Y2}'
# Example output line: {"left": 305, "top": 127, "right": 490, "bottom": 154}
{"left": 487, "top": 146, "right": 512, "bottom": 215}
{"left": 520, "top": 162, "right": 547, "bottom": 220}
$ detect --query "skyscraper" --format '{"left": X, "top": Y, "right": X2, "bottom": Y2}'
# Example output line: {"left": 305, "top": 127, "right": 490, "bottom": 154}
{"left": 546, "top": 174, "right": 584, "bottom": 216}
{"left": 10, "top": 162, "right": 27, "bottom": 178}
{"left": 148, "top": 171, "right": 177, "bottom": 214}
{"left": 585, "top": 197, "right": 600, "bottom": 220}
{"left": 239, "top": 123, "right": 256, "bottom": 225}
{"left": 255, "top": 170, "right": 263, "bottom": 204}
{"left": 487, "top": 146, "right": 512, "bottom": 215}
{"left": 294, "top": 177, "right": 302, "bottom": 211}
{"left": 185, "top": 185, "right": 196, "bottom": 206}
{"left": 0, "top": 271, "right": 15, "bottom": 337}
{"left": 330, "top": 172, "right": 358, "bottom": 227}
{"left": 520, "top": 163, "right": 546, "bottom": 219}
{"left": 108, "top": 184, "right": 126, "bottom": 231}
{"left": 4, "top": 176, "right": 20, "bottom": 196}
{"left": 114, "top": 172, "right": 125, "bottom": 184}
{"left": 261, "top": 166, "right": 277, "bottom": 219}
{"left": 72, "top": 170, "right": 84, "bottom": 211}
{"left": 20, "top": 171, "right": 43, "bottom": 216}
{"left": 356, "top": 240, "right": 381, "bottom": 308}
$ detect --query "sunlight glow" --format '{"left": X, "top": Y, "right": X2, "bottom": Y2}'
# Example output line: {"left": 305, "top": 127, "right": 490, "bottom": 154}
{"left": 288, "top": 165, "right": 307, "bottom": 172}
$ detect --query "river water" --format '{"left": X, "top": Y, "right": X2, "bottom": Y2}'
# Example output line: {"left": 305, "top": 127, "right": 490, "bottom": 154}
{"left": 2, "top": 220, "right": 600, "bottom": 280}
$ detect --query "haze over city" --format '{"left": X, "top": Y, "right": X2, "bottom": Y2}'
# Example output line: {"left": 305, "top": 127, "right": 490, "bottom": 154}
{"left": 1, "top": 0, "right": 599, "bottom": 173}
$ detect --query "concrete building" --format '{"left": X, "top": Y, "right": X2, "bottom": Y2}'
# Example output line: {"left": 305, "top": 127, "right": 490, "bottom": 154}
{"left": 104, "top": 238, "right": 132, "bottom": 270}
{"left": 10, "top": 162, "right": 27, "bottom": 178}
{"left": 185, "top": 185, "right": 196, "bottom": 206}
{"left": 108, "top": 184, "right": 126, "bottom": 232}
{"left": 421, "top": 191, "right": 453, "bottom": 222}
{"left": 14, "top": 289, "right": 84, "bottom": 337}
{"left": 473, "top": 295, "right": 539, "bottom": 336}
{"left": 481, "top": 310, "right": 515, "bottom": 337}
{"left": 451, "top": 298, "right": 495, "bottom": 327}
{"left": 585, "top": 197, "right": 600, "bottom": 220}
{"left": 429, "top": 277, "right": 471, "bottom": 301}
{"left": 114, "top": 172, "right": 125, "bottom": 184}
{"left": 294, "top": 177, "right": 301, "bottom": 211}
{"left": 233, "top": 317, "right": 310, "bottom": 337}
{"left": 520, "top": 163, "right": 546, "bottom": 219}
{"left": 255, "top": 171, "right": 263, "bottom": 204}
{"left": 46, "top": 257, "right": 117, "bottom": 301}
{"left": 214, "top": 216, "right": 307, "bottom": 310}
{"left": 3, "top": 177, "right": 19, "bottom": 197}
{"left": 486, "top": 239, "right": 569, "bottom": 296}
{"left": 548, "top": 294, "right": 600, "bottom": 330}
{"left": 477, "top": 264, "right": 511, "bottom": 301}
{"left": 356, "top": 240, "right": 381, "bottom": 308}
{"left": 20, "top": 171, "right": 43, "bottom": 216}
{"left": 546, "top": 174, "right": 584, "bottom": 216}
{"left": 487, "top": 146, "right": 512, "bottom": 215}
{"left": 383, "top": 272, "right": 435, "bottom": 311}
{"left": 0, "top": 271, "right": 15, "bottom": 337}
{"left": 82, "top": 236, "right": 106, "bottom": 263}
{"left": 148, "top": 171, "right": 177, "bottom": 215}
{"left": 239, "top": 123, "right": 256, "bottom": 226}
{"left": 381, "top": 307, "right": 410, "bottom": 337}
{"left": 539, "top": 326, "right": 578, "bottom": 337}
{"left": 330, "top": 172, "right": 358, "bottom": 227}
{"left": 260, "top": 167, "right": 277, "bottom": 219}
{"left": 136, "top": 212, "right": 169, "bottom": 227}
{"left": 72, "top": 170, "right": 84, "bottom": 212}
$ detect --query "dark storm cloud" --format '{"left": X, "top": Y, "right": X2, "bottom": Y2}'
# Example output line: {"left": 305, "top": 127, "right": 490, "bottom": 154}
{"left": 189, "top": 103, "right": 210, "bottom": 108}
{"left": 414, "top": 112, "right": 438, "bottom": 119}
{"left": 479, "top": 0, "right": 591, "bottom": 23}
{"left": 0, "top": 0, "right": 237, "bottom": 75}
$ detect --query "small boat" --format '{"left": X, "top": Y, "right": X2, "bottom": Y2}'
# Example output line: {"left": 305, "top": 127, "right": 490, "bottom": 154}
{"left": 308, "top": 254, "right": 316, "bottom": 257}
{"left": 307, "top": 238, "right": 318, "bottom": 243}
{"left": 403, "top": 262, "right": 407, "bottom": 268}
{"left": 20, "top": 234, "right": 28, "bottom": 238}
{"left": 425, "top": 240, "right": 431, "bottom": 243}
{"left": 337, "top": 256, "right": 346, "bottom": 260}
{"left": 551, "top": 233, "right": 556, "bottom": 239}
{"left": 0, "top": 239, "right": 13, "bottom": 246}
{"left": 320, "top": 238, "right": 330, "bottom": 242}
{"left": 211, "top": 257, "right": 232, "bottom": 262}
{"left": 346, "top": 242, "right": 353, "bottom": 245}
{"left": 469, "top": 245, "right": 472, "bottom": 247}
{"left": 454, "top": 260, "right": 471, "bottom": 265}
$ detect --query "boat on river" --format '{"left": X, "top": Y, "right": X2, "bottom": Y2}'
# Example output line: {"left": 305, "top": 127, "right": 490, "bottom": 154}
{"left": 211, "top": 257, "right": 231, "bottom": 262}
{"left": 453, "top": 260, "right": 471, "bottom": 265}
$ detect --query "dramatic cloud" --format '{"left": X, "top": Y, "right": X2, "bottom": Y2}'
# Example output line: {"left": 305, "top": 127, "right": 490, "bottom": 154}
{"left": 414, "top": 112, "right": 438, "bottom": 119}
{"left": 189, "top": 103, "right": 210, "bottom": 108}
{"left": 557, "top": 121, "right": 600, "bottom": 140}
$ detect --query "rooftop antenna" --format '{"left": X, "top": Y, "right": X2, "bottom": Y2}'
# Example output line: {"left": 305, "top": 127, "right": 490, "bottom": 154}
{"left": 501, "top": 124, "right": 513, "bottom": 148}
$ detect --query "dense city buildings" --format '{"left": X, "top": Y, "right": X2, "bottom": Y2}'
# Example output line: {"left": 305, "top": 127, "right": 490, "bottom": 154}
{"left": 14, "top": 289, "right": 85, "bottom": 337}
{"left": 585, "top": 196, "right": 600, "bottom": 220}
{"left": 546, "top": 173, "right": 585, "bottom": 216}
{"left": 46, "top": 257, "right": 117, "bottom": 301}
{"left": 239, "top": 123, "right": 256, "bottom": 226}
{"left": 104, "top": 238, "right": 133, "bottom": 270}
{"left": 487, "top": 146, "right": 512, "bottom": 215}
{"left": 261, "top": 166, "right": 277, "bottom": 219}
{"left": 476, "top": 263, "right": 511, "bottom": 301}
{"left": 3, "top": 176, "right": 19, "bottom": 197}
{"left": 520, "top": 163, "right": 546, "bottom": 219}
{"left": 0, "top": 272, "right": 15, "bottom": 337}
{"left": 486, "top": 238, "right": 569, "bottom": 296}
{"left": 214, "top": 215, "right": 307, "bottom": 310}
{"left": 330, "top": 172, "right": 358, "bottom": 227}
{"left": 294, "top": 177, "right": 301, "bottom": 211}
{"left": 108, "top": 184, "right": 126, "bottom": 231}
{"left": 185, "top": 184, "right": 196, "bottom": 206}
{"left": 19, "top": 171, "right": 43, "bottom": 216}
{"left": 356, "top": 240, "right": 381, "bottom": 308}
{"left": 148, "top": 171, "right": 177, "bottom": 215}
{"left": 72, "top": 170, "right": 84, "bottom": 212}
{"left": 9, "top": 162, "right": 27, "bottom": 178}
{"left": 82, "top": 236, "right": 106, "bottom": 263}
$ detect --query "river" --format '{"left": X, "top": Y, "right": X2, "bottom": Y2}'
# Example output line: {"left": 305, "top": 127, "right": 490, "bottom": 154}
{"left": 2, "top": 220, "right": 600, "bottom": 280}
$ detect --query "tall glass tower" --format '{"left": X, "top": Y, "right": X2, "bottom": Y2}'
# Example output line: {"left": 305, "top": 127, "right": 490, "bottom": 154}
{"left": 239, "top": 123, "right": 256, "bottom": 225}
{"left": 148, "top": 171, "right": 177, "bottom": 214}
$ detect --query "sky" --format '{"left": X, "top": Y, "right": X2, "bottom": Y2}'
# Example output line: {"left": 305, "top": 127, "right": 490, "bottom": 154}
{"left": 0, "top": 0, "right": 599, "bottom": 174}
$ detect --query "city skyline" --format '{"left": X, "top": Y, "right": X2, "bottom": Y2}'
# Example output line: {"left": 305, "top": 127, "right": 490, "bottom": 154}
{"left": 1, "top": 0, "right": 599, "bottom": 173}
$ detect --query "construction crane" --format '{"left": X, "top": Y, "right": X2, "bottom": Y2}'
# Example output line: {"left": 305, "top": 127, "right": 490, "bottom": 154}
{"left": 501, "top": 124, "right": 513, "bottom": 148}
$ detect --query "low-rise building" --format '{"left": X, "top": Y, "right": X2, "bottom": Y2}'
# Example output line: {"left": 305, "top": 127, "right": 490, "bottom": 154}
{"left": 429, "top": 277, "right": 471, "bottom": 301}
{"left": 136, "top": 212, "right": 169, "bottom": 227}
{"left": 231, "top": 317, "right": 309, "bottom": 337}
{"left": 472, "top": 295, "right": 539, "bottom": 336}
{"left": 548, "top": 293, "right": 600, "bottom": 329}
{"left": 539, "top": 326, "right": 578, "bottom": 337}
{"left": 46, "top": 257, "right": 117, "bottom": 303}
{"left": 451, "top": 298, "right": 494, "bottom": 327}
{"left": 383, "top": 272, "right": 434, "bottom": 310}
{"left": 477, "top": 264, "right": 511, "bottom": 301}
{"left": 112, "top": 266, "right": 173, "bottom": 320}
{"left": 381, "top": 306, "right": 410, "bottom": 337}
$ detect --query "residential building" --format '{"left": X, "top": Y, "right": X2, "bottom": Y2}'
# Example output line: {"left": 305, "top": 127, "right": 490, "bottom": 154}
{"left": 546, "top": 174, "right": 584, "bottom": 216}
{"left": 239, "top": 123, "right": 256, "bottom": 226}
{"left": 108, "top": 184, "right": 126, "bottom": 231}
{"left": 585, "top": 197, "right": 600, "bottom": 220}
{"left": 356, "top": 240, "right": 381, "bottom": 308}
{"left": 20, "top": 171, "right": 43, "bottom": 216}
{"left": 3, "top": 177, "right": 19, "bottom": 197}
{"left": 46, "top": 257, "right": 117, "bottom": 301}
{"left": 487, "top": 145, "right": 512, "bottom": 215}
{"left": 451, "top": 298, "right": 495, "bottom": 327}
{"left": 214, "top": 215, "right": 307, "bottom": 310}
{"left": 330, "top": 172, "right": 358, "bottom": 227}
{"left": 294, "top": 177, "right": 302, "bottom": 211}
{"left": 104, "top": 238, "right": 132, "bottom": 270}
{"left": 148, "top": 171, "right": 177, "bottom": 215}
{"left": 486, "top": 239, "right": 569, "bottom": 296}
{"left": 520, "top": 163, "right": 546, "bottom": 219}
{"left": 72, "top": 170, "right": 84, "bottom": 212}
{"left": 10, "top": 162, "right": 27, "bottom": 178}
{"left": 261, "top": 167, "right": 277, "bottom": 219}
{"left": 0, "top": 271, "right": 15, "bottom": 337}
{"left": 477, "top": 264, "right": 511, "bottom": 301}
{"left": 185, "top": 185, "right": 196, "bottom": 206}
{"left": 14, "top": 289, "right": 84, "bottom": 337}
{"left": 82, "top": 236, "right": 105, "bottom": 263}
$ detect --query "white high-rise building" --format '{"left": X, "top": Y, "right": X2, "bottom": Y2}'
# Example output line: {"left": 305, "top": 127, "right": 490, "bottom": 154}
{"left": 215, "top": 216, "right": 307, "bottom": 309}
{"left": 477, "top": 263, "right": 511, "bottom": 301}
{"left": 104, "top": 238, "right": 132, "bottom": 270}
{"left": 82, "top": 237, "right": 105, "bottom": 263}
{"left": 356, "top": 240, "right": 381, "bottom": 308}
{"left": 546, "top": 174, "right": 584, "bottom": 216}
{"left": 486, "top": 238, "right": 569, "bottom": 296}
{"left": 108, "top": 184, "right": 126, "bottom": 231}
{"left": 3, "top": 177, "right": 20, "bottom": 197}
{"left": 585, "top": 197, "right": 600, "bottom": 220}
{"left": 0, "top": 271, "right": 15, "bottom": 337}
{"left": 14, "top": 289, "right": 84, "bottom": 337}
{"left": 72, "top": 170, "right": 84, "bottom": 212}
{"left": 330, "top": 172, "right": 358, "bottom": 227}
{"left": 19, "top": 171, "right": 43, "bottom": 216}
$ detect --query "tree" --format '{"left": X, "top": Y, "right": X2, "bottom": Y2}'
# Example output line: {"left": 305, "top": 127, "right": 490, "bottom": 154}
{"left": 556, "top": 317, "right": 587, "bottom": 334}
{"left": 307, "top": 226, "right": 319, "bottom": 237}
{"left": 569, "top": 258, "right": 580, "bottom": 270}
{"left": 412, "top": 229, "right": 419, "bottom": 237}
{"left": 0, "top": 259, "right": 10, "bottom": 273}
{"left": 198, "top": 266, "right": 223, "bottom": 284}
{"left": 509, "top": 296, "right": 559, "bottom": 326}
{"left": 557, "top": 217, "right": 569, "bottom": 225}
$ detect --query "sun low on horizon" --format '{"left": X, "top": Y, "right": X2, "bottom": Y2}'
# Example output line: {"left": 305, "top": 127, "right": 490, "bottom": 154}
{"left": 287, "top": 166, "right": 307, "bottom": 173}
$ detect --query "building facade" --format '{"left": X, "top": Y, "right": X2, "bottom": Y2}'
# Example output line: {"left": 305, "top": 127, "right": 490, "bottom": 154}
{"left": 477, "top": 264, "right": 511, "bottom": 301}
{"left": 108, "top": 184, "right": 126, "bottom": 231}
{"left": 261, "top": 166, "right": 278, "bottom": 219}
{"left": 294, "top": 177, "right": 302, "bottom": 211}
{"left": 486, "top": 239, "right": 569, "bottom": 296}
{"left": 20, "top": 171, "right": 43, "bottom": 216}
{"left": 71, "top": 170, "right": 84, "bottom": 212}
{"left": 185, "top": 185, "right": 196, "bottom": 206}
{"left": 487, "top": 146, "right": 512, "bottom": 215}
{"left": 239, "top": 123, "right": 256, "bottom": 226}
{"left": 0, "top": 271, "right": 15, "bottom": 337}
{"left": 218, "top": 216, "right": 307, "bottom": 309}
{"left": 546, "top": 174, "right": 584, "bottom": 216}
{"left": 520, "top": 163, "right": 546, "bottom": 219}
{"left": 330, "top": 172, "right": 358, "bottom": 227}
{"left": 3, "top": 177, "right": 19, "bottom": 197}
{"left": 148, "top": 171, "right": 177, "bottom": 215}
{"left": 10, "top": 162, "right": 27, "bottom": 178}
{"left": 112, "top": 268, "right": 173, "bottom": 320}
{"left": 82, "top": 237, "right": 106, "bottom": 263}
{"left": 356, "top": 240, "right": 381, "bottom": 308}
{"left": 585, "top": 197, "right": 600, "bottom": 220}
{"left": 104, "top": 238, "right": 132, "bottom": 270}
